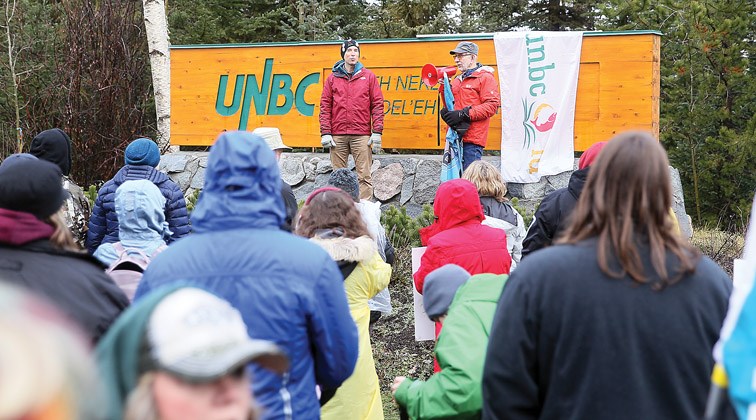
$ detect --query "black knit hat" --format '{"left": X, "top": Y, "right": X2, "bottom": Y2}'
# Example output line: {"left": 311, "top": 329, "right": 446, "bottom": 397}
{"left": 0, "top": 159, "right": 68, "bottom": 219}
{"left": 328, "top": 168, "right": 359, "bottom": 202}
{"left": 340, "top": 39, "right": 360, "bottom": 58}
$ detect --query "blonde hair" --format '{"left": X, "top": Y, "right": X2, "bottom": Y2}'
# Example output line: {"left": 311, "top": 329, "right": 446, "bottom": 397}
{"left": 0, "top": 284, "right": 102, "bottom": 420}
{"left": 46, "top": 211, "right": 83, "bottom": 253}
{"left": 462, "top": 160, "right": 508, "bottom": 202}
{"left": 124, "top": 373, "right": 158, "bottom": 420}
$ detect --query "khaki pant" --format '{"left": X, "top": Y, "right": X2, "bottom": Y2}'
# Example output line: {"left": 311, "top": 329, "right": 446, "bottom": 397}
{"left": 330, "top": 135, "right": 373, "bottom": 200}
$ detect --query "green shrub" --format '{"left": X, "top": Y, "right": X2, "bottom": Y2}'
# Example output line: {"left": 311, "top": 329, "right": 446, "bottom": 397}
{"left": 84, "top": 185, "right": 98, "bottom": 208}
{"left": 381, "top": 204, "right": 434, "bottom": 284}
{"left": 185, "top": 189, "right": 201, "bottom": 213}
{"left": 510, "top": 197, "right": 536, "bottom": 227}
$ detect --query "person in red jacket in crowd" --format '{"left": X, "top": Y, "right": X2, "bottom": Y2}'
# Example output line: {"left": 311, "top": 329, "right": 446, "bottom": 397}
{"left": 319, "top": 39, "right": 384, "bottom": 200}
{"left": 414, "top": 178, "right": 511, "bottom": 371}
{"left": 440, "top": 41, "right": 501, "bottom": 170}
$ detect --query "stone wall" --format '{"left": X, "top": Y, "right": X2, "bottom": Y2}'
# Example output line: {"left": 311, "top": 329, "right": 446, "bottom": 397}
{"left": 159, "top": 151, "right": 693, "bottom": 238}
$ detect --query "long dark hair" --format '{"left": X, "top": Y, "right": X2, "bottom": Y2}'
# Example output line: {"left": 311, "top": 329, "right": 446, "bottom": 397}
{"left": 557, "top": 131, "right": 700, "bottom": 287}
{"left": 295, "top": 189, "right": 370, "bottom": 239}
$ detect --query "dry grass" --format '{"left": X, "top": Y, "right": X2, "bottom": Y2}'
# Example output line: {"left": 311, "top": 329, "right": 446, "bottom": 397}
{"left": 690, "top": 228, "right": 746, "bottom": 276}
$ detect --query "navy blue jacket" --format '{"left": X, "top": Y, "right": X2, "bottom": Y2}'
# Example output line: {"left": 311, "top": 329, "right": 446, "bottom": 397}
{"left": 86, "top": 165, "right": 189, "bottom": 253}
{"left": 134, "top": 131, "right": 358, "bottom": 420}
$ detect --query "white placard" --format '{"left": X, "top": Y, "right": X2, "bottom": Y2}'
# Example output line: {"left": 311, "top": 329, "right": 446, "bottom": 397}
{"left": 411, "top": 247, "right": 435, "bottom": 341}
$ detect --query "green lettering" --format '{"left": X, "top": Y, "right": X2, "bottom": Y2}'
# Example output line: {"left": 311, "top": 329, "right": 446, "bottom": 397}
{"left": 379, "top": 76, "right": 391, "bottom": 91}
{"left": 408, "top": 75, "right": 420, "bottom": 90}
{"left": 527, "top": 45, "right": 545, "bottom": 65}
{"left": 530, "top": 83, "right": 546, "bottom": 96}
{"left": 525, "top": 34, "right": 544, "bottom": 45}
{"left": 528, "top": 63, "right": 555, "bottom": 82}
{"left": 238, "top": 58, "right": 273, "bottom": 130}
{"left": 424, "top": 98, "right": 437, "bottom": 115}
{"left": 267, "top": 74, "right": 293, "bottom": 115}
{"left": 215, "top": 75, "right": 244, "bottom": 116}
{"left": 395, "top": 76, "right": 408, "bottom": 91}
{"left": 294, "top": 72, "right": 319, "bottom": 116}
{"left": 382, "top": 100, "right": 391, "bottom": 115}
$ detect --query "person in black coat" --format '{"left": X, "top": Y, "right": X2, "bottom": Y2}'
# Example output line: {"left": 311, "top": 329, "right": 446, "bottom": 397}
{"left": 521, "top": 141, "right": 606, "bottom": 258}
{"left": 482, "top": 132, "right": 734, "bottom": 420}
{"left": 0, "top": 159, "right": 129, "bottom": 344}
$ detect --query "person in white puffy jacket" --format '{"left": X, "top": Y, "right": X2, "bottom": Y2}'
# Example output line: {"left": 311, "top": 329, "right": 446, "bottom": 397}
{"left": 329, "top": 169, "right": 394, "bottom": 321}
{"left": 463, "top": 161, "right": 526, "bottom": 270}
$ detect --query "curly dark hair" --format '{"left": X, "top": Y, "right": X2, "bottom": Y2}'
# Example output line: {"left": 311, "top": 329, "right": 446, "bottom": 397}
{"left": 295, "top": 189, "right": 370, "bottom": 239}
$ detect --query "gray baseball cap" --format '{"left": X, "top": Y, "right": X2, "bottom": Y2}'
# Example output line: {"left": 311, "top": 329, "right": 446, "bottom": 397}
{"left": 450, "top": 41, "right": 479, "bottom": 55}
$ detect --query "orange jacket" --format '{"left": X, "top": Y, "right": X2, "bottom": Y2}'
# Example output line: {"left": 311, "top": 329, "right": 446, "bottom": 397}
{"left": 441, "top": 66, "right": 500, "bottom": 147}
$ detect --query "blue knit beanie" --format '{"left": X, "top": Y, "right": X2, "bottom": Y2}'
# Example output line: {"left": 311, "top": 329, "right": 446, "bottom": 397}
{"left": 125, "top": 138, "right": 160, "bottom": 167}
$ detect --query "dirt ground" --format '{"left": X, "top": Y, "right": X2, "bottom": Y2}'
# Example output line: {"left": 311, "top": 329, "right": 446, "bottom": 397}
{"left": 371, "top": 269, "right": 435, "bottom": 419}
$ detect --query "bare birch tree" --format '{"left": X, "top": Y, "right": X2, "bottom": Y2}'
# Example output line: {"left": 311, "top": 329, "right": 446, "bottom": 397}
{"left": 142, "top": 0, "right": 172, "bottom": 151}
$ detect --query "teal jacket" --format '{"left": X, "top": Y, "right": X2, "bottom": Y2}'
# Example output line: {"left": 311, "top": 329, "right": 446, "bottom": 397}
{"left": 395, "top": 273, "right": 508, "bottom": 419}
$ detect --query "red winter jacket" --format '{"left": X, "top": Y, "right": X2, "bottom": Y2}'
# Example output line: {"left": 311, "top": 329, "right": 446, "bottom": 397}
{"left": 414, "top": 179, "right": 511, "bottom": 294}
{"left": 319, "top": 62, "right": 384, "bottom": 136}
{"left": 440, "top": 66, "right": 500, "bottom": 147}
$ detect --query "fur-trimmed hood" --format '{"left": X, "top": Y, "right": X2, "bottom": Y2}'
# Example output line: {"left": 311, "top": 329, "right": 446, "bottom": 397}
{"left": 309, "top": 235, "right": 377, "bottom": 263}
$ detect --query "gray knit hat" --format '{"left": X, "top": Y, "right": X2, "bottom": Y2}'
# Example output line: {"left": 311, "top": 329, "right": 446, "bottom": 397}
{"left": 423, "top": 264, "right": 471, "bottom": 320}
{"left": 328, "top": 168, "right": 359, "bottom": 202}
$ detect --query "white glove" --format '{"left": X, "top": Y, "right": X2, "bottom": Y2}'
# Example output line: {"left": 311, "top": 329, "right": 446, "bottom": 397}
{"left": 369, "top": 133, "right": 382, "bottom": 153}
{"left": 321, "top": 135, "right": 335, "bottom": 149}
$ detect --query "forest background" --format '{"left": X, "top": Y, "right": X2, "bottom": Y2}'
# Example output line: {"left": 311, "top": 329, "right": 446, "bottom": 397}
{"left": 0, "top": 0, "right": 753, "bottom": 227}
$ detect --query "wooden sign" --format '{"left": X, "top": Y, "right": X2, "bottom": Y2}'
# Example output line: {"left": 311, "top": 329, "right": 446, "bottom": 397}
{"left": 171, "top": 31, "right": 660, "bottom": 151}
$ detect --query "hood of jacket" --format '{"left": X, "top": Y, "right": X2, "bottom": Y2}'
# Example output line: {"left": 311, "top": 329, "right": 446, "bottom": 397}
{"left": 309, "top": 235, "right": 377, "bottom": 263}
{"left": 96, "top": 284, "right": 184, "bottom": 420}
{"left": 433, "top": 179, "right": 485, "bottom": 230}
{"left": 332, "top": 60, "right": 364, "bottom": 78}
{"left": 0, "top": 208, "right": 55, "bottom": 246}
{"left": 192, "top": 131, "right": 284, "bottom": 233}
{"left": 30, "top": 128, "right": 72, "bottom": 176}
{"left": 113, "top": 164, "right": 170, "bottom": 185}
{"left": 115, "top": 180, "right": 171, "bottom": 247}
{"left": 568, "top": 167, "right": 590, "bottom": 200}
{"left": 420, "top": 179, "right": 484, "bottom": 244}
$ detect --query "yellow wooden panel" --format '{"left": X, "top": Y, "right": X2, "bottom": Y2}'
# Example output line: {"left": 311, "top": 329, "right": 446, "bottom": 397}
{"left": 171, "top": 33, "right": 660, "bottom": 151}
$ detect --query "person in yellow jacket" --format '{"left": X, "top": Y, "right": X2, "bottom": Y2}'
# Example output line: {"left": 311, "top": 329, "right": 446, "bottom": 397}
{"left": 296, "top": 187, "right": 391, "bottom": 420}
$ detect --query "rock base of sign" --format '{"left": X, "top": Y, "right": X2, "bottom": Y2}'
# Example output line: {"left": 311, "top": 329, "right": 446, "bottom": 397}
{"left": 159, "top": 152, "right": 693, "bottom": 239}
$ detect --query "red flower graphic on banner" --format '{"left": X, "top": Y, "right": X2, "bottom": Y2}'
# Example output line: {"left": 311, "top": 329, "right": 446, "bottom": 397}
{"left": 530, "top": 103, "right": 557, "bottom": 132}
{"left": 522, "top": 99, "right": 558, "bottom": 148}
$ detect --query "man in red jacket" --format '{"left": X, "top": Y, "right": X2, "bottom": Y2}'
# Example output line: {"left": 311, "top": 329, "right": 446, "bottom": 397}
{"left": 440, "top": 41, "right": 500, "bottom": 170}
{"left": 319, "top": 39, "right": 384, "bottom": 200}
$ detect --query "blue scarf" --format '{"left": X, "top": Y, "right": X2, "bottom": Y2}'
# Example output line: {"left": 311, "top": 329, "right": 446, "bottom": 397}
{"left": 460, "top": 63, "right": 482, "bottom": 81}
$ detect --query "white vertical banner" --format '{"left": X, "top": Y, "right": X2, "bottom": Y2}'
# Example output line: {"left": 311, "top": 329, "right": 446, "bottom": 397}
{"left": 494, "top": 31, "right": 583, "bottom": 183}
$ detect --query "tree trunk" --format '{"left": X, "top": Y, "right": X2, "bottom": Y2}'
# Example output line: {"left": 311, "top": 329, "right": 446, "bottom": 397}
{"left": 142, "top": 0, "right": 172, "bottom": 151}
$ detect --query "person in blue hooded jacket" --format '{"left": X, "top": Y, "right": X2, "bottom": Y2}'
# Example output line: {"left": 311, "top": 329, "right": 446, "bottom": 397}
{"left": 134, "top": 131, "right": 359, "bottom": 420}
{"left": 93, "top": 179, "right": 170, "bottom": 267}
{"left": 86, "top": 138, "right": 190, "bottom": 253}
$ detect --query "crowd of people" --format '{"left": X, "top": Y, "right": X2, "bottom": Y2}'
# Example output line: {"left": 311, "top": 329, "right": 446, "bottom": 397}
{"left": 0, "top": 40, "right": 745, "bottom": 420}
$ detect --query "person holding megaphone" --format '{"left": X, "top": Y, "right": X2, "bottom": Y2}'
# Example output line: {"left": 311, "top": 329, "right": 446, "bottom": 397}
{"left": 439, "top": 41, "right": 500, "bottom": 170}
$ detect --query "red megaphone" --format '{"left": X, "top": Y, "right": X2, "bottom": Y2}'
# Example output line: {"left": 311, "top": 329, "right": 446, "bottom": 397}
{"left": 421, "top": 64, "right": 457, "bottom": 87}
